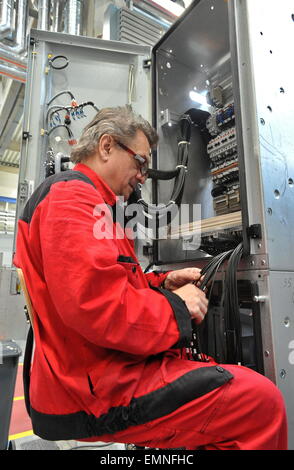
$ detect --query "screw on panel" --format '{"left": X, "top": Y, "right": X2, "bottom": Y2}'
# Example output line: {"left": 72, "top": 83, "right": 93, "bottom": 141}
{"left": 280, "top": 369, "right": 286, "bottom": 379}
{"left": 143, "top": 59, "right": 151, "bottom": 69}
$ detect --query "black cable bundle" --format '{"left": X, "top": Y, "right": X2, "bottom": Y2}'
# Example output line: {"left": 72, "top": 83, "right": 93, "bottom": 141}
{"left": 147, "top": 168, "right": 179, "bottom": 180}
{"left": 190, "top": 249, "right": 234, "bottom": 362}
{"left": 223, "top": 242, "right": 243, "bottom": 364}
{"left": 134, "top": 112, "right": 192, "bottom": 220}
{"left": 190, "top": 243, "right": 243, "bottom": 363}
{"left": 197, "top": 249, "right": 234, "bottom": 292}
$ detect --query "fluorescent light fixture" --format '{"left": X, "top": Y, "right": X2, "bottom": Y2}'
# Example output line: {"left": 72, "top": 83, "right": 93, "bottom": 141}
{"left": 189, "top": 90, "right": 208, "bottom": 107}
{"left": 148, "top": 0, "right": 185, "bottom": 17}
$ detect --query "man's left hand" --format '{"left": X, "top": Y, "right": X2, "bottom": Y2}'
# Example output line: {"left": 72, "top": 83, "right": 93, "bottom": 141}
{"left": 163, "top": 268, "right": 202, "bottom": 291}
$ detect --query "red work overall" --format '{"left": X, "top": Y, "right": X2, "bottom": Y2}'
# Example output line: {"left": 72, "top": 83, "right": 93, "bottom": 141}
{"left": 14, "top": 163, "right": 288, "bottom": 450}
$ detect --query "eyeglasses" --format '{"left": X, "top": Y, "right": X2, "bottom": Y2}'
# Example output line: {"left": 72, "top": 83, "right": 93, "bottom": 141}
{"left": 116, "top": 141, "right": 150, "bottom": 176}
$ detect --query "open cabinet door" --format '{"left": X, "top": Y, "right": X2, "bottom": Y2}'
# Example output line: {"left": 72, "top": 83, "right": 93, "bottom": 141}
{"left": 16, "top": 29, "right": 152, "bottom": 221}
{"left": 150, "top": 0, "right": 294, "bottom": 448}
{"left": 151, "top": 0, "right": 248, "bottom": 263}
{"left": 151, "top": 0, "right": 294, "bottom": 268}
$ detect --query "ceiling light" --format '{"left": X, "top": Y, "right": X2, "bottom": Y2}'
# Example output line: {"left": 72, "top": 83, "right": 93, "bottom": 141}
{"left": 189, "top": 90, "right": 208, "bottom": 107}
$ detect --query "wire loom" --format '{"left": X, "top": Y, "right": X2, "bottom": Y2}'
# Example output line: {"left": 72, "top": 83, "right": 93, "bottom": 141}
{"left": 188, "top": 242, "right": 244, "bottom": 364}
{"left": 133, "top": 113, "right": 193, "bottom": 221}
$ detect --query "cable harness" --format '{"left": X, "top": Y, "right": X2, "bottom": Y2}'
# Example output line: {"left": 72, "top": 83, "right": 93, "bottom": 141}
{"left": 187, "top": 243, "right": 244, "bottom": 363}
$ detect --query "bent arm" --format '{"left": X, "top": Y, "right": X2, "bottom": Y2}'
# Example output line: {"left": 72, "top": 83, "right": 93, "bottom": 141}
{"left": 40, "top": 183, "right": 192, "bottom": 356}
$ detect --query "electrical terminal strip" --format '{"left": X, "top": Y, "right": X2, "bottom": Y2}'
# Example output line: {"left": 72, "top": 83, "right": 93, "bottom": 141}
{"left": 207, "top": 127, "right": 237, "bottom": 154}
{"left": 205, "top": 97, "right": 240, "bottom": 217}
{"left": 206, "top": 102, "right": 235, "bottom": 136}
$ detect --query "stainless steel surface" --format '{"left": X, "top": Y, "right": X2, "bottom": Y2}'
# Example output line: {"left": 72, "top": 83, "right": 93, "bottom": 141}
{"left": 37, "top": 0, "right": 49, "bottom": 31}
{"left": 232, "top": 0, "right": 294, "bottom": 269}
{"left": 0, "top": 62, "right": 26, "bottom": 82}
{"left": 268, "top": 271, "right": 294, "bottom": 448}
{"left": 64, "top": 0, "right": 83, "bottom": 36}
{"left": 0, "top": 0, "right": 14, "bottom": 40}
{"left": 0, "top": 0, "right": 28, "bottom": 55}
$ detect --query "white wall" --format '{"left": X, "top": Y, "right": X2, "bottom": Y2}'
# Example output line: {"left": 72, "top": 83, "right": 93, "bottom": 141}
{"left": 0, "top": 169, "right": 18, "bottom": 199}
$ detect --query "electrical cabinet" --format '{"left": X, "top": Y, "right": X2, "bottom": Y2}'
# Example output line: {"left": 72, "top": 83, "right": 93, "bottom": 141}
{"left": 16, "top": 0, "right": 294, "bottom": 448}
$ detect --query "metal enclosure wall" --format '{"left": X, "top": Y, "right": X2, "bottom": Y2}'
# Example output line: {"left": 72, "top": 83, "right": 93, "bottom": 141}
{"left": 151, "top": 0, "right": 294, "bottom": 448}
{"left": 232, "top": 0, "right": 294, "bottom": 446}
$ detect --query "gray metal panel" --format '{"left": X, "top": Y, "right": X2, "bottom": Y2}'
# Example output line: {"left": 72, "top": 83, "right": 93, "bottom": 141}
{"left": 268, "top": 270, "right": 294, "bottom": 449}
{"left": 233, "top": 0, "right": 294, "bottom": 270}
{"left": 16, "top": 29, "right": 151, "bottom": 220}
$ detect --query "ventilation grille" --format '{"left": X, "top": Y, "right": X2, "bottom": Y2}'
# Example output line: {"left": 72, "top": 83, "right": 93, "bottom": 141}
{"left": 119, "top": 8, "right": 165, "bottom": 47}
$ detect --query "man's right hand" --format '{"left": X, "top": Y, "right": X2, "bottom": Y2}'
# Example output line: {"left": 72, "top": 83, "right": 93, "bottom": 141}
{"left": 174, "top": 283, "right": 208, "bottom": 324}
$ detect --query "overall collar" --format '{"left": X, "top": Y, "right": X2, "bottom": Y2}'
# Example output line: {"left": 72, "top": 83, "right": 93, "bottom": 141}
{"left": 73, "top": 162, "right": 118, "bottom": 206}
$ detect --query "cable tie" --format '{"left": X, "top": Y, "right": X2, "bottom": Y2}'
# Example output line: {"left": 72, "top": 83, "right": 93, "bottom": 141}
{"left": 178, "top": 140, "right": 190, "bottom": 145}
{"left": 175, "top": 164, "right": 187, "bottom": 169}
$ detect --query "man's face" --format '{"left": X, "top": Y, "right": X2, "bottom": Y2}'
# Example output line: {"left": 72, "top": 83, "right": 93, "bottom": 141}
{"left": 107, "top": 130, "right": 151, "bottom": 200}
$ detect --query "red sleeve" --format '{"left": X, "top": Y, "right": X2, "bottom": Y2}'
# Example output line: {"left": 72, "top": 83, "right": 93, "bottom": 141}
{"left": 145, "top": 271, "right": 170, "bottom": 288}
{"left": 38, "top": 181, "right": 192, "bottom": 357}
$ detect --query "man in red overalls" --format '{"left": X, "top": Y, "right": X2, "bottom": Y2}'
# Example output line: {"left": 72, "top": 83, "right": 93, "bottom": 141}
{"left": 14, "top": 106, "right": 288, "bottom": 450}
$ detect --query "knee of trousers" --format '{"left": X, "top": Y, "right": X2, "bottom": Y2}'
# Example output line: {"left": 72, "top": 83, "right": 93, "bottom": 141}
{"left": 224, "top": 365, "right": 286, "bottom": 419}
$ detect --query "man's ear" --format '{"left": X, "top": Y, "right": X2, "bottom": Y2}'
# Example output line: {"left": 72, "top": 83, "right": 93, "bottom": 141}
{"left": 99, "top": 134, "right": 112, "bottom": 160}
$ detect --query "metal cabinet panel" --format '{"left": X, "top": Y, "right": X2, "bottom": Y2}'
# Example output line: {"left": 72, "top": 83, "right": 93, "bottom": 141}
{"left": 16, "top": 29, "right": 151, "bottom": 219}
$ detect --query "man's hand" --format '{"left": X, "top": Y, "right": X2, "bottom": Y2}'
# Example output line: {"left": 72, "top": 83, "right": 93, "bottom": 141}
{"left": 163, "top": 268, "right": 202, "bottom": 291}
{"left": 173, "top": 283, "right": 208, "bottom": 324}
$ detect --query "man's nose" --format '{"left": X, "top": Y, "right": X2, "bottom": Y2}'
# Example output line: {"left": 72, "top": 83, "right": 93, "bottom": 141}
{"left": 136, "top": 171, "right": 146, "bottom": 184}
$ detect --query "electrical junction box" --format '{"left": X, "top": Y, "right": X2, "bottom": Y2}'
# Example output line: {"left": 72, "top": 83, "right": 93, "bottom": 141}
{"left": 16, "top": 0, "right": 294, "bottom": 448}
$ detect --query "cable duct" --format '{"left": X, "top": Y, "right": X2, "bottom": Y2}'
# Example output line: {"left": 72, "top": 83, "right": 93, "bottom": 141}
{"left": 51, "top": 0, "right": 63, "bottom": 33}
{"left": 0, "top": 0, "right": 29, "bottom": 83}
{"left": 0, "top": 61, "right": 26, "bottom": 82}
{"left": 0, "top": 0, "right": 84, "bottom": 83}
{"left": 0, "top": 0, "right": 14, "bottom": 40}
{"left": 1, "top": 0, "right": 28, "bottom": 55}
{"left": 37, "top": 0, "right": 50, "bottom": 31}
{"left": 64, "top": 0, "right": 83, "bottom": 36}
